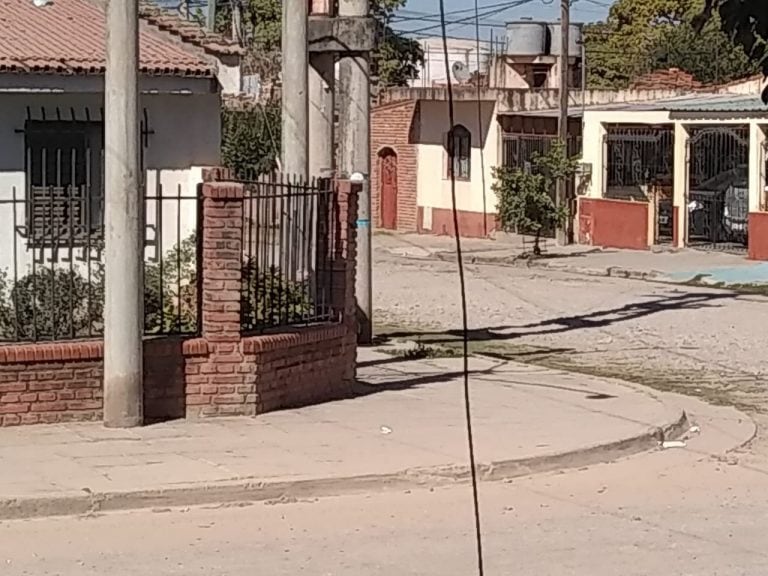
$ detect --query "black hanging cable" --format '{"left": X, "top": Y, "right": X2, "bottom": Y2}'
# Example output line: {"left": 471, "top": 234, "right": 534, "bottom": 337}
{"left": 438, "top": 1, "right": 485, "bottom": 575}
{"left": 473, "top": 0, "right": 489, "bottom": 237}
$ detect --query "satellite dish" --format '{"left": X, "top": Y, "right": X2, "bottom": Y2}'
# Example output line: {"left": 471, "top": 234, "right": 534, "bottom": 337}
{"left": 452, "top": 61, "right": 471, "bottom": 84}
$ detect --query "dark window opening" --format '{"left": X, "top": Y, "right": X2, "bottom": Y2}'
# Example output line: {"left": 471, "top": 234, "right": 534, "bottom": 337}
{"left": 447, "top": 124, "right": 471, "bottom": 180}
{"left": 24, "top": 121, "right": 104, "bottom": 248}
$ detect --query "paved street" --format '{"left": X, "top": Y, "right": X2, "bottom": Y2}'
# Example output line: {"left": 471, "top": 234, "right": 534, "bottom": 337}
{"left": 374, "top": 233, "right": 768, "bottom": 413}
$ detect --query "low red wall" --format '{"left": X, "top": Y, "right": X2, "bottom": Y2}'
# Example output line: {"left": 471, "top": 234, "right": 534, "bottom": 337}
{"left": 0, "top": 339, "right": 188, "bottom": 426}
{"left": 417, "top": 207, "right": 497, "bottom": 238}
{"left": 749, "top": 212, "right": 768, "bottom": 261}
{"left": 578, "top": 198, "right": 650, "bottom": 251}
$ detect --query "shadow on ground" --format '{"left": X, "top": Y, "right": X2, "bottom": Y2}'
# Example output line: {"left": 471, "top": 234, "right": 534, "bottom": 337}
{"left": 381, "top": 290, "right": 738, "bottom": 345}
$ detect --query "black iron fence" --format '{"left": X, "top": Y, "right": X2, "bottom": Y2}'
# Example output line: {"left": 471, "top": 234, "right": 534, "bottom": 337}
{"left": 0, "top": 181, "right": 199, "bottom": 343}
{"left": 687, "top": 126, "right": 750, "bottom": 249}
{"left": 501, "top": 133, "right": 582, "bottom": 172}
{"left": 239, "top": 175, "right": 337, "bottom": 333}
{"left": 605, "top": 126, "right": 674, "bottom": 197}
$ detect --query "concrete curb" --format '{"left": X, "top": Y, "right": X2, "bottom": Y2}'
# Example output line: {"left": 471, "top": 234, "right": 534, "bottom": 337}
{"left": 0, "top": 411, "right": 689, "bottom": 521}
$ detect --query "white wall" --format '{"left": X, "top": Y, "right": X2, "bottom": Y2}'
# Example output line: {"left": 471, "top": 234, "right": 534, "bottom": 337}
{"left": 580, "top": 110, "right": 673, "bottom": 198}
{"left": 415, "top": 100, "right": 499, "bottom": 218}
{"left": 411, "top": 37, "right": 491, "bottom": 88}
{"left": 0, "top": 88, "right": 221, "bottom": 276}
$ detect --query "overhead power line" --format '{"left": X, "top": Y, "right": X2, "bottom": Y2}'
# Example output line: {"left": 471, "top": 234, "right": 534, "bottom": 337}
{"left": 399, "top": 0, "right": 536, "bottom": 37}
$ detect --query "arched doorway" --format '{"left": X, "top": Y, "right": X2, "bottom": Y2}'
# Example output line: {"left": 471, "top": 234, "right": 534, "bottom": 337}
{"left": 379, "top": 148, "right": 398, "bottom": 230}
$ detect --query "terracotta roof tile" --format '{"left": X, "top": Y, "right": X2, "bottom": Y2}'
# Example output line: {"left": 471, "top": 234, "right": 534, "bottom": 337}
{"left": 138, "top": 1, "right": 243, "bottom": 57}
{"left": 630, "top": 68, "right": 703, "bottom": 91}
{"left": 0, "top": 0, "right": 235, "bottom": 77}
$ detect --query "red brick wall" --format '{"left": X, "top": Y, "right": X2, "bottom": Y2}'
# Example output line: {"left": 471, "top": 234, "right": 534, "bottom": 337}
{"left": 749, "top": 212, "right": 768, "bottom": 261}
{"left": 578, "top": 198, "right": 650, "bottom": 251}
{"left": 0, "top": 180, "right": 359, "bottom": 427}
{"left": 185, "top": 180, "right": 358, "bottom": 418}
{"left": 0, "top": 340, "right": 188, "bottom": 426}
{"left": 371, "top": 101, "right": 419, "bottom": 231}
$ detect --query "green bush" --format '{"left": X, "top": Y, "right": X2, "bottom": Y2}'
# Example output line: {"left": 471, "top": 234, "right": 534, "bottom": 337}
{"left": 0, "top": 266, "right": 104, "bottom": 341}
{"left": 221, "top": 104, "right": 281, "bottom": 179}
{"left": 144, "top": 234, "right": 198, "bottom": 335}
{"left": 0, "top": 233, "right": 316, "bottom": 341}
{"left": 241, "top": 259, "right": 313, "bottom": 329}
{"left": 492, "top": 141, "right": 577, "bottom": 256}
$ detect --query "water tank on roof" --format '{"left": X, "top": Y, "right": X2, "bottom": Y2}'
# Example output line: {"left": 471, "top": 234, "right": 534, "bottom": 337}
{"left": 548, "top": 23, "right": 583, "bottom": 56}
{"left": 504, "top": 22, "right": 548, "bottom": 56}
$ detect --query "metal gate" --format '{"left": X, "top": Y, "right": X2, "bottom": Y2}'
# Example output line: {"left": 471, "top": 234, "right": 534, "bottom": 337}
{"left": 604, "top": 126, "right": 674, "bottom": 244}
{"left": 501, "top": 133, "right": 581, "bottom": 173}
{"left": 687, "top": 126, "right": 749, "bottom": 251}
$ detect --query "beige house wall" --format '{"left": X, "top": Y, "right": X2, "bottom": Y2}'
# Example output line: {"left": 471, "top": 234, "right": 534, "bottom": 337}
{"left": 414, "top": 100, "right": 500, "bottom": 221}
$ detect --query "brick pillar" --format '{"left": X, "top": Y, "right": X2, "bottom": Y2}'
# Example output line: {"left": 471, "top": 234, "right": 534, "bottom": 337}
{"left": 333, "top": 180, "right": 360, "bottom": 384}
{"left": 187, "top": 182, "right": 255, "bottom": 417}
{"left": 333, "top": 181, "right": 360, "bottom": 325}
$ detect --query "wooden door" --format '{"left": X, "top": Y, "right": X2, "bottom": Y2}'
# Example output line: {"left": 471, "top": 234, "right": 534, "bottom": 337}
{"left": 380, "top": 150, "right": 398, "bottom": 230}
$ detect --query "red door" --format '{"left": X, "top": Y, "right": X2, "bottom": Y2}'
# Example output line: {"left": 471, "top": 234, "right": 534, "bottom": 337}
{"left": 380, "top": 150, "right": 398, "bottom": 230}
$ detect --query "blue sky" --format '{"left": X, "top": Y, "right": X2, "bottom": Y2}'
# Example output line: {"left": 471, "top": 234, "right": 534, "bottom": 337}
{"left": 394, "top": 0, "right": 613, "bottom": 39}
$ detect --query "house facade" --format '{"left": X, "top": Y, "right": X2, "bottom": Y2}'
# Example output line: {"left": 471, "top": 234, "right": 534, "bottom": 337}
{"left": 0, "top": 0, "right": 242, "bottom": 275}
{"left": 577, "top": 93, "right": 768, "bottom": 260}
{"left": 372, "top": 86, "right": 695, "bottom": 238}
{"left": 372, "top": 74, "right": 768, "bottom": 262}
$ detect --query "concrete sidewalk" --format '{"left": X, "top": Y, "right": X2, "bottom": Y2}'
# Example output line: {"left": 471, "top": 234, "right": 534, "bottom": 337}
{"left": 0, "top": 349, "right": 690, "bottom": 520}
{"left": 376, "top": 232, "right": 768, "bottom": 286}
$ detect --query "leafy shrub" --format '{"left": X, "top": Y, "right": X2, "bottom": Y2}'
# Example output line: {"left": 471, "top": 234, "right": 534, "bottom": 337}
{"left": 241, "top": 259, "right": 313, "bottom": 329}
{"left": 0, "top": 266, "right": 104, "bottom": 341}
{"left": 492, "top": 140, "right": 577, "bottom": 256}
{"left": 221, "top": 104, "right": 281, "bottom": 179}
{"left": 144, "top": 234, "right": 198, "bottom": 335}
{"left": 0, "top": 233, "right": 316, "bottom": 341}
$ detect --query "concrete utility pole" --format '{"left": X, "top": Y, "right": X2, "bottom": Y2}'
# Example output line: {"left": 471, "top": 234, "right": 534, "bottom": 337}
{"left": 309, "top": 54, "right": 335, "bottom": 177}
{"left": 103, "top": 0, "right": 143, "bottom": 428}
{"left": 231, "top": 0, "right": 242, "bottom": 43}
{"left": 309, "top": 1, "right": 335, "bottom": 178}
{"left": 207, "top": 0, "right": 216, "bottom": 31}
{"left": 338, "top": 0, "right": 372, "bottom": 344}
{"left": 281, "top": 0, "right": 309, "bottom": 178}
{"left": 557, "top": 0, "right": 570, "bottom": 245}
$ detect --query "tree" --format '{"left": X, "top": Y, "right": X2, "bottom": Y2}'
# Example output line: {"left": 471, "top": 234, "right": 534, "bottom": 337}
{"left": 371, "top": 0, "right": 424, "bottom": 87}
{"left": 216, "top": 0, "right": 423, "bottom": 89}
{"left": 699, "top": 0, "right": 768, "bottom": 99}
{"left": 492, "top": 141, "right": 576, "bottom": 257}
{"left": 221, "top": 103, "right": 281, "bottom": 178}
{"left": 584, "top": 0, "right": 757, "bottom": 88}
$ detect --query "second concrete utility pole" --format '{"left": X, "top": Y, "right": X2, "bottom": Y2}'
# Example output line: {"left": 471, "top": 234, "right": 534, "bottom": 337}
{"left": 557, "top": 0, "right": 570, "bottom": 245}
{"left": 281, "top": 0, "right": 309, "bottom": 179}
{"left": 338, "top": 0, "right": 372, "bottom": 344}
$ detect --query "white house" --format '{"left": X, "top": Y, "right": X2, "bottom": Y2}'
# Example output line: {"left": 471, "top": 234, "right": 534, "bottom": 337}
{"left": 0, "top": 0, "right": 241, "bottom": 278}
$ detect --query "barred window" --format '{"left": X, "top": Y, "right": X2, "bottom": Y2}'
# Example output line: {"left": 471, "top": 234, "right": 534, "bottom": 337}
{"left": 25, "top": 121, "right": 104, "bottom": 248}
{"left": 446, "top": 124, "right": 471, "bottom": 180}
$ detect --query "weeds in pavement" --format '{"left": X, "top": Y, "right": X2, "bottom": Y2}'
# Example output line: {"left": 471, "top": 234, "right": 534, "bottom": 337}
{"left": 376, "top": 323, "right": 766, "bottom": 414}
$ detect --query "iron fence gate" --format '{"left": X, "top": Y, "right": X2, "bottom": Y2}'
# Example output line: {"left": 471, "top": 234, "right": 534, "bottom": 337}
{"left": 605, "top": 126, "right": 674, "bottom": 243}
{"left": 501, "top": 133, "right": 581, "bottom": 173}
{"left": 687, "top": 126, "right": 749, "bottom": 251}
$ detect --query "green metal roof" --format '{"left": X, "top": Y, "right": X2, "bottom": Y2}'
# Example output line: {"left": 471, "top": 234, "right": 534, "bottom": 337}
{"left": 662, "top": 94, "right": 768, "bottom": 113}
